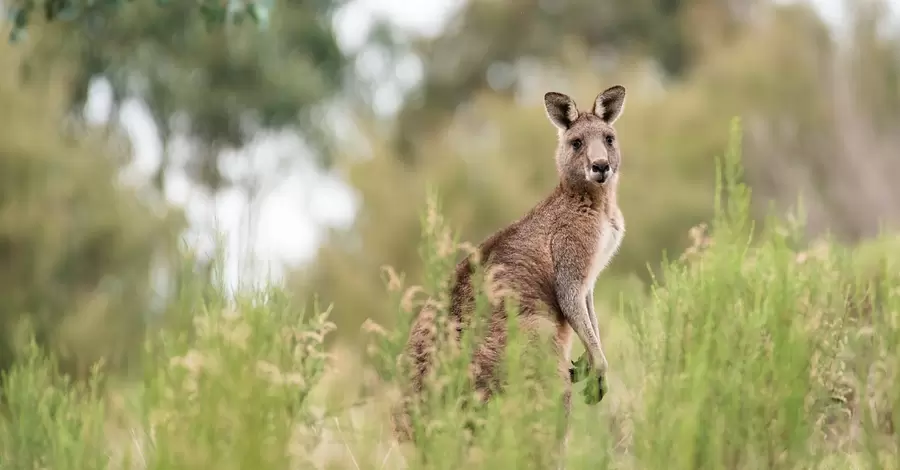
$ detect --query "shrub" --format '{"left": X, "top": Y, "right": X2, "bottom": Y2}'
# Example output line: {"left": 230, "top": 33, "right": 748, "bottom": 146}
{"left": 0, "top": 324, "right": 107, "bottom": 470}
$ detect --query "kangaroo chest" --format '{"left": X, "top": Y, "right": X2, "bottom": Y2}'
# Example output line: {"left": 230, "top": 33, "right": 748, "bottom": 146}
{"left": 586, "top": 217, "right": 624, "bottom": 287}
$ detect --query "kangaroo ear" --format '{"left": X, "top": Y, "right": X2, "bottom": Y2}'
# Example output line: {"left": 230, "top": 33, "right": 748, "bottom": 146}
{"left": 592, "top": 85, "right": 626, "bottom": 124}
{"left": 544, "top": 92, "right": 579, "bottom": 131}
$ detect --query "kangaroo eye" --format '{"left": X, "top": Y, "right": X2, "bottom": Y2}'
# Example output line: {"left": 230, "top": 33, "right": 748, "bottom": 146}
{"left": 571, "top": 139, "right": 583, "bottom": 150}
{"left": 605, "top": 135, "right": 615, "bottom": 145}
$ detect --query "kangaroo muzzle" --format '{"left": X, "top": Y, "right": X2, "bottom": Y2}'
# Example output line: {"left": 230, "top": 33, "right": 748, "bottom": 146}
{"left": 588, "top": 160, "right": 610, "bottom": 184}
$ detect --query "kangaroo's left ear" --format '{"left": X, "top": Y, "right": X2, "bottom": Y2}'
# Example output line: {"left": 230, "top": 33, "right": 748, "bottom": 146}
{"left": 592, "top": 85, "right": 626, "bottom": 124}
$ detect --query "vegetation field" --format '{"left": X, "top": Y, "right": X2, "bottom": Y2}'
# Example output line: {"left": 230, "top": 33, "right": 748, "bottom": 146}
{"left": 1, "top": 121, "right": 898, "bottom": 470}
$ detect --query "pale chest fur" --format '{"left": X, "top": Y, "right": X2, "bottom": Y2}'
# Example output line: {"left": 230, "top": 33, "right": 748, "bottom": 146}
{"left": 585, "top": 214, "right": 624, "bottom": 290}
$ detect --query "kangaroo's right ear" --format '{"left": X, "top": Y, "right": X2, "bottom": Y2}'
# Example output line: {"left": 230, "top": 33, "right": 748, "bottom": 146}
{"left": 544, "top": 92, "right": 579, "bottom": 131}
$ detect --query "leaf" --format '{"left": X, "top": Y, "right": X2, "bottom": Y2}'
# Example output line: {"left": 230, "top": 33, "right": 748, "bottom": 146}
{"left": 246, "top": 2, "right": 269, "bottom": 29}
{"left": 569, "top": 352, "right": 591, "bottom": 383}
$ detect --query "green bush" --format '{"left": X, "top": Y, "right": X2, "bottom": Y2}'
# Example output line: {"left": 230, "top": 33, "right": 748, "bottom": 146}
{"left": 0, "top": 252, "right": 338, "bottom": 470}
{"left": 0, "top": 324, "right": 108, "bottom": 470}
{"left": 622, "top": 120, "right": 900, "bottom": 468}
{"left": 138, "top": 286, "right": 335, "bottom": 470}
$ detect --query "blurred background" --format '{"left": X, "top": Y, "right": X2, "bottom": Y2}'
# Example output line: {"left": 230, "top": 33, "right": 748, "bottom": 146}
{"left": 1, "top": 0, "right": 898, "bottom": 379}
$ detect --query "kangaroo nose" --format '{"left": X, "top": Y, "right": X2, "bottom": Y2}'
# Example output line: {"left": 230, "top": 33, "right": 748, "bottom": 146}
{"left": 590, "top": 161, "right": 610, "bottom": 175}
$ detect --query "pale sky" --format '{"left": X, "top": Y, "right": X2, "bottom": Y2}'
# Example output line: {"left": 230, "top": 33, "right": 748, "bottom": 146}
{"left": 82, "top": 0, "right": 884, "bottom": 290}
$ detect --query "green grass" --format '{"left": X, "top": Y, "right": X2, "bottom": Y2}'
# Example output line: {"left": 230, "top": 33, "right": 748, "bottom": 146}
{"left": 1, "top": 118, "right": 899, "bottom": 469}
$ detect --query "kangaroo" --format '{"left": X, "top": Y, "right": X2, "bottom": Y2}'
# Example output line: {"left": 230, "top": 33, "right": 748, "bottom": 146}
{"left": 392, "top": 85, "right": 627, "bottom": 455}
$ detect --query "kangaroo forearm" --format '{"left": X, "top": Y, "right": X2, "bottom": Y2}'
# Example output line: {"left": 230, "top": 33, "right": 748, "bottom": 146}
{"left": 558, "top": 286, "right": 605, "bottom": 371}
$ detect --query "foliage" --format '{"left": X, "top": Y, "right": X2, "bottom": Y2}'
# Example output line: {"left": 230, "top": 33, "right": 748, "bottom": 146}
{"left": 0, "top": 251, "right": 337, "bottom": 470}
{"left": 0, "top": 43, "right": 182, "bottom": 380}
{"left": 623, "top": 119, "right": 900, "bottom": 468}
{"left": 4, "top": 0, "right": 275, "bottom": 44}
{"left": 0, "top": 327, "right": 108, "bottom": 470}
{"left": 139, "top": 285, "right": 335, "bottom": 469}
{"left": 12, "top": 0, "right": 349, "bottom": 194}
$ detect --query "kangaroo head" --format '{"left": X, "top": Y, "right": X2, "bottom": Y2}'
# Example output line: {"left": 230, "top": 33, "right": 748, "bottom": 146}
{"left": 543, "top": 86, "right": 626, "bottom": 192}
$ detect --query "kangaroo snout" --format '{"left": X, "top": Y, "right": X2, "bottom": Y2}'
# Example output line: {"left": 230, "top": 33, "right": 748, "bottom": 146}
{"left": 589, "top": 160, "right": 611, "bottom": 183}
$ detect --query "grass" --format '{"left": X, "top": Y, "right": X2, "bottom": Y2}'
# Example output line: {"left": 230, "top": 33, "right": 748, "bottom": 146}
{"left": 1, "top": 118, "right": 899, "bottom": 469}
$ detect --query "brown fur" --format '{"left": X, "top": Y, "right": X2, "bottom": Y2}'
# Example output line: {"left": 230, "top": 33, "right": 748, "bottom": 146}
{"left": 391, "top": 86, "right": 628, "bottom": 449}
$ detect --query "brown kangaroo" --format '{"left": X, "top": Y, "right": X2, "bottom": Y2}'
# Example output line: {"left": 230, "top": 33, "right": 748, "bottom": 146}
{"left": 392, "top": 85, "right": 627, "bottom": 452}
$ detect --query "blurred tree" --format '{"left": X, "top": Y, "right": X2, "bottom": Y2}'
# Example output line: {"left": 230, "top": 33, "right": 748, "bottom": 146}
{"left": 0, "top": 43, "right": 183, "bottom": 380}
{"left": 821, "top": 0, "right": 900, "bottom": 238}
{"left": 391, "top": 0, "right": 763, "bottom": 163}
{"left": 4, "top": 0, "right": 275, "bottom": 43}
{"left": 846, "top": 0, "right": 900, "bottom": 131}
{"left": 18, "top": 0, "right": 350, "bottom": 194}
